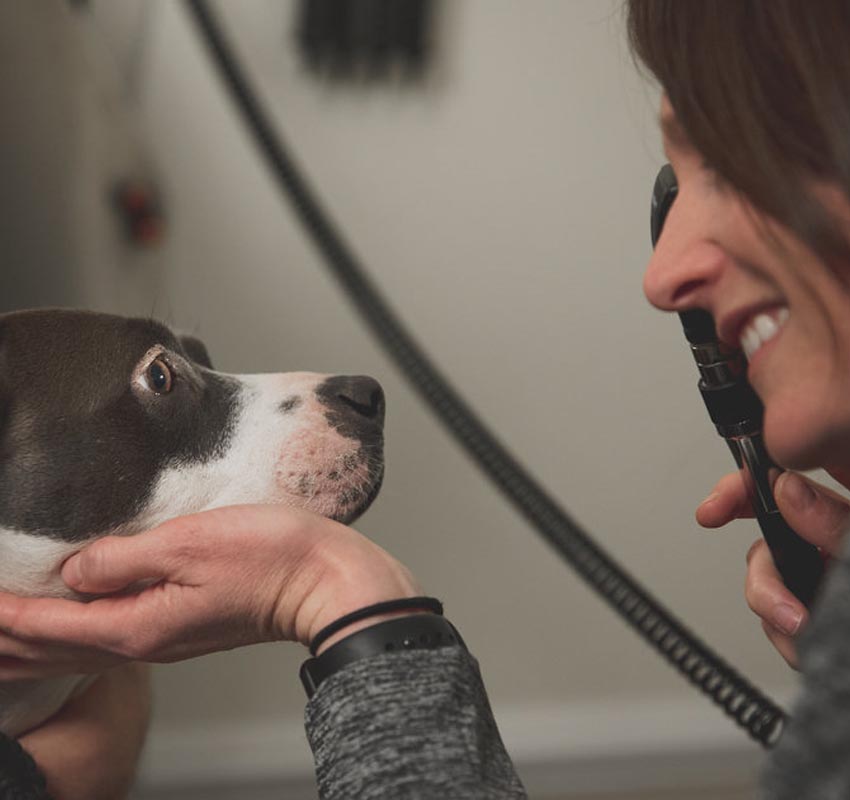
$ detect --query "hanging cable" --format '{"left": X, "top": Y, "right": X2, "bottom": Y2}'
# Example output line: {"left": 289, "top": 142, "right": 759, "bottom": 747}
{"left": 185, "top": 0, "right": 787, "bottom": 748}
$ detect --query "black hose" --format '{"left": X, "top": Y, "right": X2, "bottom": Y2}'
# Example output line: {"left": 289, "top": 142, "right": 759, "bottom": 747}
{"left": 185, "top": 0, "right": 788, "bottom": 748}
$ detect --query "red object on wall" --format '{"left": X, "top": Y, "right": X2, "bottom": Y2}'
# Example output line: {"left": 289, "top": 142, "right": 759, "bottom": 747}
{"left": 111, "top": 179, "right": 165, "bottom": 246}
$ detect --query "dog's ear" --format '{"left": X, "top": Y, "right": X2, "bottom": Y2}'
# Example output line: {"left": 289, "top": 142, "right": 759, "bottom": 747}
{"left": 179, "top": 334, "right": 214, "bottom": 370}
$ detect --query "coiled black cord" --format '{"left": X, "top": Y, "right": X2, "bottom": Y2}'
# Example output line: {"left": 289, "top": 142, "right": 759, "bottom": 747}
{"left": 185, "top": 0, "right": 788, "bottom": 748}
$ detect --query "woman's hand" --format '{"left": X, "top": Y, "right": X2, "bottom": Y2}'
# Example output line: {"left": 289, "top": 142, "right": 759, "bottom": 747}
{"left": 0, "top": 505, "right": 421, "bottom": 679}
{"left": 20, "top": 662, "right": 151, "bottom": 800}
{"left": 697, "top": 469, "right": 850, "bottom": 668}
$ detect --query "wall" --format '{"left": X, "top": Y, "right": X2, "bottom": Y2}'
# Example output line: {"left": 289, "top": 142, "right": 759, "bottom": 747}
{"left": 3, "top": 2, "right": 803, "bottom": 796}
{"left": 0, "top": 1, "right": 163, "bottom": 314}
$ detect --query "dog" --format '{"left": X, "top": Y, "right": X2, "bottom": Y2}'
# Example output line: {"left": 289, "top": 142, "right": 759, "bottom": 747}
{"left": 0, "top": 308, "right": 385, "bottom": 738}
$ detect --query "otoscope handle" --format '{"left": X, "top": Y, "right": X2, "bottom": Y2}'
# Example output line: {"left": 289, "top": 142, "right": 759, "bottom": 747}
{"left": 687, "top": 320, "right": 825, "bottom": 609}
{"left": 706, "top": 390, "right": 825, "bottom": 609}
{"left": 753, "top": 505, "right": 824, "bottom": 609}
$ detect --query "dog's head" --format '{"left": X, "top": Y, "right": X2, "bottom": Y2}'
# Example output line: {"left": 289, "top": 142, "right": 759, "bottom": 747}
{"left": 0, "top": 309, "right": 385, "bottom": 546}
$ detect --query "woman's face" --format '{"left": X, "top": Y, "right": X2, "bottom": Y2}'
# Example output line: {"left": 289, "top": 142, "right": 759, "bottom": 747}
{"left": 643, "top": 97, "right": 850, "bottom": 473}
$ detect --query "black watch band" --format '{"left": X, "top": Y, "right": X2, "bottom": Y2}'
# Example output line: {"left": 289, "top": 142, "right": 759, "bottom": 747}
{"left": 300, "top": 613, "right": 467, "bottom": 699}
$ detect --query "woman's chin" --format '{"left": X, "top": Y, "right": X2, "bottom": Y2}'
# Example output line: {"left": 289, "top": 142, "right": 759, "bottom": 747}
{"left": 763, "top": 400, "right": 850, "bottom": 473}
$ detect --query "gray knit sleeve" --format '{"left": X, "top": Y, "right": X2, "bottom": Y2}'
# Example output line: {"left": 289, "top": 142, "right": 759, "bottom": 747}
{"left": 303, "top": 646, "right": 527, "bottom": 799}
{"left": 760, "top": 533, "right": 850, "bottom": 799}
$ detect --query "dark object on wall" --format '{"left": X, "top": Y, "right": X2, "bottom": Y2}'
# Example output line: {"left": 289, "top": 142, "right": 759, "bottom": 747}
{"left": 295, "top": 0, "right": 435, "bottom": 80}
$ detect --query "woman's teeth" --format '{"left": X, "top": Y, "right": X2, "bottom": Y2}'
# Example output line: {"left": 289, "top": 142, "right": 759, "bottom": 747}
{"left": 740, "top": 307, "right": 789, "bottom": 360}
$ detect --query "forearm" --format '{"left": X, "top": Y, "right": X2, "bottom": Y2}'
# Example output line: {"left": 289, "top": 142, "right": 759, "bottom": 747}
{"left": 305, "top": 647, "right": 527, "bottom": 799}
{"left": 21, "top": 663, "right": 151, "bottom": 800}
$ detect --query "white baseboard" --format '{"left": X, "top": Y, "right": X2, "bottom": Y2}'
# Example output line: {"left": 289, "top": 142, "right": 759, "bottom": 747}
{"left": 494, "top": 691, "right": 790, "bottom": 796}
{"left": 137, "top": 714, "right": 314, "bottom": 790}
{"left": 135, "top": 688, "right": 796, "bottom": 797}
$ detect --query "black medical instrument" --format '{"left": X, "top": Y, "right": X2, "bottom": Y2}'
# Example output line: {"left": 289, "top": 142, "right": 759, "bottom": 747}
{"left": 651, "top": 164, "right": 824, "bottom": 609}
{"left": 185, "top": 0, "right": 788, "bottom": 747}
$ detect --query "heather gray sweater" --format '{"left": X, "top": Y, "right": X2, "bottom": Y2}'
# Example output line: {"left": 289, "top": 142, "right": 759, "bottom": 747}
{"left": 760, "top": 540, "right": 850, "bottom": 799}
{"left": 305, "top": 548, "right": 850, "bottom": 800}
{"left": 304, "top": 647, "right": 527, "bottom": 799}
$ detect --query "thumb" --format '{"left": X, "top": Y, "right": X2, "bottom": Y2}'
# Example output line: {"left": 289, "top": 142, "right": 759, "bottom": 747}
{"left": 774, "top": 472, "right": 850, "bottom": 556}
{"left": 62, "top": 534, "right": 168, "bottom": 594}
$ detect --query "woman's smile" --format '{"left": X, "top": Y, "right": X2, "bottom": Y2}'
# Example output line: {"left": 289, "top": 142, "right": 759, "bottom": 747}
{"left": 738, "top": 306, "right": 789, "bottom": 362}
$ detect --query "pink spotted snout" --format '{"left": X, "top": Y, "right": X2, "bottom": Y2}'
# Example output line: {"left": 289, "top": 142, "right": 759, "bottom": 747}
{"left": 258, "top": 373, "right": 385, "bottom": 523}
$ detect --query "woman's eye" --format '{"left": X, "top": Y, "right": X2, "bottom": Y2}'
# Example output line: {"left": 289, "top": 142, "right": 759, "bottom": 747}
{"left": 146, "top": 358, "right": 173, "bottom": 394}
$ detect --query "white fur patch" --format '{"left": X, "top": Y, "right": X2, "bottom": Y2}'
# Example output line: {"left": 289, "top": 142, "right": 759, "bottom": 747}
{"left": 131, "top": 372, "right": 380, "bottom": 528}
{"left": 0, "top": 531, "right": 86, "bottom": 736}
{"left": 0, "top": 530, "right": 81, "bottom": 599}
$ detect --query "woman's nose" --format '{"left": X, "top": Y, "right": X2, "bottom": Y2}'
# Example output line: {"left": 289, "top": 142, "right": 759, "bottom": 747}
{"left": 642, "top": 199, "right": 727, "bottom": 312}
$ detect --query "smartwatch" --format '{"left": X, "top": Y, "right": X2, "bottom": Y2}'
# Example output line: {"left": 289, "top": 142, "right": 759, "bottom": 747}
{"left": 300, "top": 613, "right": 467, "bottom": 698}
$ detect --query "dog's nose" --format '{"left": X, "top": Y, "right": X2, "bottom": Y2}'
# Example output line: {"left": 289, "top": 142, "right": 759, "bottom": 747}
{"left": 316, "top": 375, "right": 385, "bottom": 428}
{"left": 335, "top": 376, "right": 385, "bottom": 422}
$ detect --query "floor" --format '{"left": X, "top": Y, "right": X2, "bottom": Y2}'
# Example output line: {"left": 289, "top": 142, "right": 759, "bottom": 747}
{"left": 133, "top": 781, "right": 757, "bottom": 800}
{"left": 561, "top": 788, "right": 756, "bottom": 800}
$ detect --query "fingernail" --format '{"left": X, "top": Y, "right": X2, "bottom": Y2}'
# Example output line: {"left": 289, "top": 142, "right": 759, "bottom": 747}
{"left": 773, "top": 603, "right": 803, "bottom": 636}
{"left": 698, "top": 492, "right": 720, "bottom": 509}
{"left": 61, "top": 555, "right": 82, "bottom": 588}
{"left": 777, "top": 473, "right": 815, "bottom": 511}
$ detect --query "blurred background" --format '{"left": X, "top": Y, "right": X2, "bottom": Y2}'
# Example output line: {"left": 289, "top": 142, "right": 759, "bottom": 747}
{"left": 0, "top": 1, "right": 804, "bottom": 798}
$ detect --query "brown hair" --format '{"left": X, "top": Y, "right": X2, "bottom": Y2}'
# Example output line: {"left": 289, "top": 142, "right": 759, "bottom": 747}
{"left": 626, "top": 0, "right": 850, "bottom": 266}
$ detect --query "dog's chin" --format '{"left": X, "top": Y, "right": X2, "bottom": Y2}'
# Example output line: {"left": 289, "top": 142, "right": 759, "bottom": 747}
{"left": 331, "top": 465, "right": 385, "bottom": 525}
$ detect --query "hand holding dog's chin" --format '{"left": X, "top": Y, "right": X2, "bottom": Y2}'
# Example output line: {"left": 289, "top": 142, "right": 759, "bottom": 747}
{"left": 0, "top": 504, "right": 422, "bottom": 675}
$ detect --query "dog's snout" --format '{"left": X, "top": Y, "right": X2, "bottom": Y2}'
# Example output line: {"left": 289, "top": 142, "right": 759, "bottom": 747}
{"left": 316, "top": 375, "right": 385, "bottom": 431}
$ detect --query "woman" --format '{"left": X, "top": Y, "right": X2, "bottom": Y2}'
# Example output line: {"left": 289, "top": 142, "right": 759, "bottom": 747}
{"left": 3, "top": 1, "right": 850, "bottom": 797}
{"left": 632, "top": 0, "right": 850, "bottom": 672}
{"left": 631, "top": 2, "right": 850, "bottom": 795}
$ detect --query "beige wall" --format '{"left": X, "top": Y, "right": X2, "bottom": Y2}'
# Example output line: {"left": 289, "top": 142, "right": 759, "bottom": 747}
{"left": 0, "top": 1, "right": 164, "bottom": 315}
{"left": 4, "top": 2, "right": 804, "bottom": 796}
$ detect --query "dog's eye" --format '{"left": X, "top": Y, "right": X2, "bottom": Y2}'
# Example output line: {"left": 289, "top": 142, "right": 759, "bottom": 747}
{"left": 146, "top": 358, "right": 173, "bottom": 394}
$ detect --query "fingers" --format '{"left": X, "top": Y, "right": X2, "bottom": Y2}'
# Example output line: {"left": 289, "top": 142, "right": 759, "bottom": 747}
{"left": 0, "top": 590, "right": 145, "bottom": 653}
{"left": 61, "top": 535, "right": 167, "bottom": 594}
{"left": 760, "top": 620, "right": 799, "bottom": 670}
{"left": 0, "top": 583, "right": 227, "bottom": 668}
{"left": 61, "top": 515, "right": 206, "bottom": 593}
{"left": 773, "top": 472, "right": 850, "bottom": 555}
{"left": 0, "top": 632, "right": 124, "bottom": 680}
{"left": 696, "top": 471, "right": 755, "bottom": 527}
{"left": 697, "top": 470, "right": 850, "bottom": 554}
{"left": 61, "top": 505, "right": 298, "bottom": 594}
{"left": 745, "top": 538, "right": 806, "bottom": 661}
{"left": 704, "top": 469, "right": 850, "bottom": 668}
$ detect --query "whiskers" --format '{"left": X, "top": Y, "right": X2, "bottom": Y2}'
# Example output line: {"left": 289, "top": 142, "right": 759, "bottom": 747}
{"left": 300, "top": 445, "right": 384, "bottom": 520}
